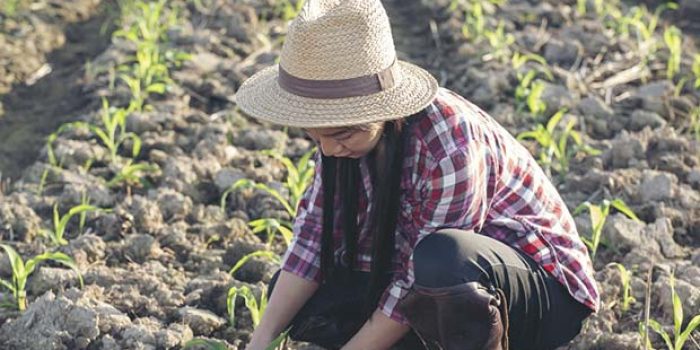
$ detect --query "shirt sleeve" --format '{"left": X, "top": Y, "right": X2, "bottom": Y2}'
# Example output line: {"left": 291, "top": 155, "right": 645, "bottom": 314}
{"left": 280, "top": 151, "right": 324, "bottom": 283}
{"left": 377, "top": 143, "right": 492, "bottom": 324}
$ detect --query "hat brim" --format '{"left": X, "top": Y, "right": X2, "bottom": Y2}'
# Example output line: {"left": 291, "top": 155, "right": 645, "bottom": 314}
{"left": 234, "top": 60, "right": 439, "bottom": 128}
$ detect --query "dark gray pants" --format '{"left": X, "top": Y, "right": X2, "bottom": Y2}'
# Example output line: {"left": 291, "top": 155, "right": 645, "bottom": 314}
{"left": 267, "top": 229, "right": 592, "bottom": 349}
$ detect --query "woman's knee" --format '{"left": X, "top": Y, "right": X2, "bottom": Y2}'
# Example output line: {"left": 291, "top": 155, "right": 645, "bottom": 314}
{"left": 412, "top": 229, "right": 487, "bottom": 288}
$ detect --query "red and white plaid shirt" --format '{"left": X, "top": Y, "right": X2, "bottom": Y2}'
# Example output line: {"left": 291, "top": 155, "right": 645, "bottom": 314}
{"left": 281, "top": 87, "right": 600, "bottom": 324}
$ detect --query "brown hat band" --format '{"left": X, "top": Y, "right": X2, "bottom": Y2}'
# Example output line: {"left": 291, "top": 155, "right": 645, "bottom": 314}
{"left": 277, "top": 60, "right": 399, "bottom": 99}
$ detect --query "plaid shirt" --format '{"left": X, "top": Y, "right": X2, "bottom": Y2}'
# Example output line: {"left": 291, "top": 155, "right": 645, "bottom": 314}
{"left": 281, "top": 87, "right": 600, "bottom": 324}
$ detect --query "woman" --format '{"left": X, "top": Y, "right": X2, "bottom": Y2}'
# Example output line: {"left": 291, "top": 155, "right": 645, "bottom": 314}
{"left": 235, "top": 0, "right": 599, "bottom": 349}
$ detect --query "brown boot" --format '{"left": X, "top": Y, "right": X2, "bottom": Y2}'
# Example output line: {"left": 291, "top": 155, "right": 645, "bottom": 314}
{"left": 397, "top": 282, "right": 509, "bottom": 350}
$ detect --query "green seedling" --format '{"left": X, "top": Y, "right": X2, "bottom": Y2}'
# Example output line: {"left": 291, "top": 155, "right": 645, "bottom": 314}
{"left": 266, "top": 329, "right": 291, "bottom": 350}
{"left": 114, "top": 0, "right": 189, "bottom": 112}
{"left": 1, "top": 0, "right": 22, "bottom": 16}
{"left": 573, "top": 198, "right": 640, "bottom": 260}
{"left": 106, "top": 161, "right": 159, "bottom": 191}
{"left": 511, "top": 52, "right": 553, "bottom": 80}
{"left": 609, "top": 263, "right": 636, "bottom": 312}
{"left": 624, "top": 3, "right": 678, "bottom": 66}
{"left": 275, "top": 0, "right": 305, "bottom": 21}
{"left": 227, "top": 285, "right": 267, "bottom": 328}
{"left": 250, "top": 218, "right": 293, "bottom": 247}
{"left": 482, "top": 21, "right": 515, "bottom": 63}
{"left": 0, "top": 244, "right": 83, "bottom": 311}
{"left": 690, "top": 107, "right": 700, "bottom": 141}
{"left": 517, "top": 109, "right": 600, "bottom": 176}
{"left": 62, "top": 98, "right": 141, "bottom": 163}
{"left": 261, "top": 148, "right": 316, "bottom": 214}
{"left": 692, "top": 54, "right": 700, "bottom": 89}
{"left": 514, "top": 68, "right": 550, "bottom": 118}
{"left": 229, "top": 250, "right": 282, "bottom": 277}
{"left": 41, "top": 203, "right": 105, "bottom": 246}
{"left": 221, "top": 149, "right": 315, "bottom": 246}
{"left": 645, "top": 273, "right": 700, "bottom": 350}
{"left": 183, "top": 339, "right": 228, "bottom": 350}
{"left": 183, "top": 330, "right": 289, "bottom": 350}
{"left": 222, "top": 179, "right": 295, "bottom": 218}
{"left": 460, "top": 2, "right": 485, "bottom": 42}
{"left": 663, "top": 26, "right": 682, "bottom": 80}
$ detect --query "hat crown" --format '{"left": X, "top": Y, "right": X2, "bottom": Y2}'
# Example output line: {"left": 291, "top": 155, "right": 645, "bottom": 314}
{"left": 280, "top": 0, "right": 397, "bottom": 80}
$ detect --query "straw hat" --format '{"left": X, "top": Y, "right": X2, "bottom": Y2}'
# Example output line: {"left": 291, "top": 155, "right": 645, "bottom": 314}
{"left": 234, "top": 0, "right": 439, "bottom": 128}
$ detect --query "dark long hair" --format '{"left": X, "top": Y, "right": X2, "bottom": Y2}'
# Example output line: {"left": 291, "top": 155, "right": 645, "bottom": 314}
{"left": 319, "top": 110, "right": 423, "bottom": 315}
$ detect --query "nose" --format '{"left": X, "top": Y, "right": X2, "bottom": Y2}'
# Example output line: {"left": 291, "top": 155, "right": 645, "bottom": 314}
{"left": 319, "top": 138, "right": 344, "bottom": 157}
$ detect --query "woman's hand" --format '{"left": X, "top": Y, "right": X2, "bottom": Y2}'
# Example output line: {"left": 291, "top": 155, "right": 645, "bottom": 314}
{"left": 244, "top": 270, "right": 320, "bottom": 350}
{"left": 340, "top": 309, "right": 411, "bottom": 350}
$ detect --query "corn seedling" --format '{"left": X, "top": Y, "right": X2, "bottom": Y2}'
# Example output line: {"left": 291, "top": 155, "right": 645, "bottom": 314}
{"left": 261, "top": 148, "right": 316, "bottom": 212}
{"left": 576, "top": 0, "right": 587, "bottom": 16}
{"left": 609, "top": 262, "right": 636, "bottom": 312}
{"left": 227, "top": 285, "right": 267, "bottom": 328}
{"left": 573, "top": 198, "right": 640, "bottom": 260}
{"left": 624, "top": 4, "right": 678, "bottom": 67}
{"left": 106, "top": 161, "right": 159, "bottom": 190}
{"left": 511, "top": 52, "right": 553, "bottom": 80}
{"left": 0, "top": 244, "right": 83, "bottom": 311}
{"left": 645, "top": 273, "right": 700, "bottom": 350}
{"left": 61, "top": 98, "right": 141, "bottom": 163}
{"left": 250, "top": 218, "right": 293, "bottom": 247}
{"left": 690, "top": 107, "right": 700, "bottom": 141}
{"left": 1, "top": 0, "right": 22, "bottom": 16}
{"left": 184, "top": 330, "right": 289, "bottom": 350}
{"left": 459, "top": 2, "right": 485, "bottom": 42}
{"left": 114, "top": 0, "right": 189, "bottom": 112}
{"left": 692, "top": 55, "right": 700, "bottom": 89}
{"left": 514, "top": 70, "right": 548, "bottom": 118}
{"left": 229, "top": 250, "right": 282, "bottom": 277}
{"left": 275, "top": 0, "right": 305, "bottom": 21}
{"left": 221, "top": 150, "right": 315, "bottom": 246}
{"left": 517, "top": 109, "right": 600, "bottom": 176}
{"left": 222, "top": 179, "right": 294, "bottom": 218}
{"left": 266, "top": 330, "right": 291, "bottom": 350}
{"left": 663, "top": 26, "right": 682, "bottom": 80}
{"left": 41, "top": 203, "right": 105, "bottom": 246}
{"left": 183, "top": 339, "right": 227, "bottom": 350}
{"left": 482, "top": 21, "right": 515, "bottom": 63}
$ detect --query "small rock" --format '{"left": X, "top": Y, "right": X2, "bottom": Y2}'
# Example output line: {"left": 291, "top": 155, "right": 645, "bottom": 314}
{"left": 632, "top": 81, "right": 674, "bottom": 115}
{"left": 639, "top": 170, "right": 676, "bottom": 202}
{"left": 28, "top": 267, "right": 82, "bottom": 296}
{"left": 541, "top": 82, "right": 575, "bottom": 116}
{"left": 234, "top": 129, "right": 287, "bottom": 151}
{"left": 577, "top": 96, "right": 613, "bottom": 119}
{"left": 123, "top": 196, "right": 163, "bottom": 234}
{"left": 0, "top": 290, "right": 100, "bottom": 349}
{"left": 150, "top": 187, "right": 193, "bottom": 222}
{"left": 124, "top": 234, "right": 160, "bottom": 263}
{"left": 127, "top": 112, "right": 162, "bottom": 134}
{"left": 188, "top": 51, "right": 223, "bottom": 74}
{"left": 214, "top": 167, "right": 247, "bottom": 193}
{"left": 177, "top": 307, "right": 226, "bottom": 336}
{"left": 608, "top": 135, "right": 644, "bottom": 169}
{"left": 603, "top": 214, "right": 645, "bottom": 252}
{"left": 687, "top": 168, "right": 700, "bottom": 188}
{"left": 627, "top": 110, "right": 666, "bottom": 131}
{"left": 544, "top": 38, "right": 582, "bottom": 66}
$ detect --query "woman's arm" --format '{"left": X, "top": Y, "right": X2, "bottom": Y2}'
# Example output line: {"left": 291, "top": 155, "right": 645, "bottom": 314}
{"left": 341, "top": 309, "right": 411, "bottom": 350}
{"left": 245, "top": 271, "right": 320, "bottom": 350}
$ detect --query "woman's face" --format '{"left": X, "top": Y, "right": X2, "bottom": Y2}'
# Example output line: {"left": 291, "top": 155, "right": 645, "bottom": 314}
{"left": 304, "top": 122, "right": 385, "bottom": 158}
